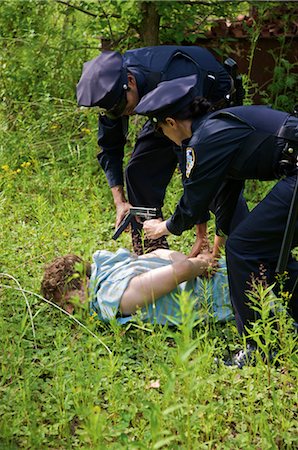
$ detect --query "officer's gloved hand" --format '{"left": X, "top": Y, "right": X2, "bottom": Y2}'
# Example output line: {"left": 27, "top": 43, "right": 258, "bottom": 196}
{"left": 188, "top": 223, "right": 211, "bottom": 258}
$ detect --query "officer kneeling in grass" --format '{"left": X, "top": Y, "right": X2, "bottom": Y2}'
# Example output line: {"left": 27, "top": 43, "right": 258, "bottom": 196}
{"left": 76, "top": 46, "right": 248, "bottom": 255}
{"left": 135, "top": 74, "right": 298, "bottom": 367}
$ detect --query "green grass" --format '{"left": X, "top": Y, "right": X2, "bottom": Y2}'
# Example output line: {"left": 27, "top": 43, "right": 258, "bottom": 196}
{"left": 0, "top": 106, "right": 297, "bottom": 449}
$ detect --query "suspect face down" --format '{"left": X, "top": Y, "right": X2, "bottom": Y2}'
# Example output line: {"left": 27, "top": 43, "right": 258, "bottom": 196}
{"left": 41, "top": 254, "right": 91, "bottom": 314}
{"left": 76, "top": 51, "right": 139, "bottom": 119}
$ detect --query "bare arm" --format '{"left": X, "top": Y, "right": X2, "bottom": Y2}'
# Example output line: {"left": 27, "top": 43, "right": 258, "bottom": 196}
{"left": 120, "top": 253, "right": 213, "bottom": 315}
{"left": 213, "top": 234, "right": 226, "bottom": 258}
{"left": 188, "top": 223, "right": 211, "bottom": 257}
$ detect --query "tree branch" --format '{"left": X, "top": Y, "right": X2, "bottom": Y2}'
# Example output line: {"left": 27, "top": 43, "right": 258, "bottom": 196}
{"left": 55, "top": 0, "right": 120, "bottom": 19}
{"left": 181, "top": 0, "right": 248, "bottom": 5}
{"left": 56, "top": 0, "right": 98, "bottom": 17}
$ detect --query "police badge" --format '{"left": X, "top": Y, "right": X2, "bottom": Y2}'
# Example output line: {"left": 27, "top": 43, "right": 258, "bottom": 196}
{"left": 186, "top": 147, "right": 196, "bottom": 178}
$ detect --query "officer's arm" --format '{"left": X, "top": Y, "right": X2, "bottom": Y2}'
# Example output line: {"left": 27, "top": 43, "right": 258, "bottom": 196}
{"left": 188, "top": 222, "right": 211, "bottom": 258}
{"left": 166, "top": 166, "right": 237, "bottom": 236}
{"left": 97, "top": 116, "right": 131, "bottom": 225}
{"left": 144, "top": 153, "right": 235, "bottom": 241}
{"left": 97, "top": 115, "right": 128, "bottom": 187}
{"left": 189, "top": 179, "right": 246, "bottom": 258}
{"left": 166, "top": 124, "right": 251, "bottom": 236}
{"left": 210, "top": 179, "right": 247, "bottom": 236}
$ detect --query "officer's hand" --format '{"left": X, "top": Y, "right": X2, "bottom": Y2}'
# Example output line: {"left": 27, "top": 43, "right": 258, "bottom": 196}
{"left": 115, "top": 202, "right": 132, "bottom": 229}
{"left": 188, "top": 223, "right": 211, "bottom": 257}
{"left": 143, "top": 219, "right": 170, "bottom": 239}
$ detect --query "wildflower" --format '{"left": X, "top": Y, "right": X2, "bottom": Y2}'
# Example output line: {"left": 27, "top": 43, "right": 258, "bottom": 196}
{"left": 16, "top": 169, "right": 21, "bottom": 174}
{"left": 21, "top": 161, "right": 31, "bottom": 168}
{"left": 1, "top": 164, "right": 9, "bottom": 171}
{"left": 82, "top": 128, "right": 91, "bottom": 134}
{"left": 281, "top": 290, "right": 292, "bottom": 300}
{"left": 89, "top": 311, "right": 97, "bottom": 321}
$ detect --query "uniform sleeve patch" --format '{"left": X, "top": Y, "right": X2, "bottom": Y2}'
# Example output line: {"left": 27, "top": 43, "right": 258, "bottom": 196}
{"left": 186, "top": 147, "right": 196, "bottom": 178}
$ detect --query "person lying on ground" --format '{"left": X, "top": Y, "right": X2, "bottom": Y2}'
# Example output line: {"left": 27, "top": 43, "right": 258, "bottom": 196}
{"left": 41, "top": 248, "right": 233, "bottom": 325}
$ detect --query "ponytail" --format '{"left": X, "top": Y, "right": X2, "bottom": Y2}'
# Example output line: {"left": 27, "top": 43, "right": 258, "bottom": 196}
{"left": 190, "top": 97, "right": 212, "bottom": 116}
{"left": 170, "top": 96, "right": 212, "bottom": 121}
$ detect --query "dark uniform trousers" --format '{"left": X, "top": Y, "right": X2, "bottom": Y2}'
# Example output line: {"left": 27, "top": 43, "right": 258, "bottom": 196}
{"left": 226, "top": 171, "right": 298, "bottom": 334}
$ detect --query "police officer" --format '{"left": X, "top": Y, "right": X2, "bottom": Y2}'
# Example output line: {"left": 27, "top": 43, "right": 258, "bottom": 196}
{"left": 135, "top": 74, "right": 298, "bottom": 366}
{"left": 76, "top": 46, "right": 247, "bottom": 255}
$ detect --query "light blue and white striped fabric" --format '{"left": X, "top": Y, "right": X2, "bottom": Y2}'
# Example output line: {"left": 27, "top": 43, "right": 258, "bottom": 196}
{"left": 89, "top": 248, "right": 233, "bottom": 325}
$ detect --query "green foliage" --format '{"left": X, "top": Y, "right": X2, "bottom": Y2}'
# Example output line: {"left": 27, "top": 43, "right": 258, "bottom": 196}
{"left": 266, "top": 56, "right": 298, "bottom": 112}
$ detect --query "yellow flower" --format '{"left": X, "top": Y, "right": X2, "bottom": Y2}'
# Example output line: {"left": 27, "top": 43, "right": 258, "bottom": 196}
{"left": 1, "top": 164, "right": 9, "bottom": 171}
{"left": 82, "top": 128, "right": 91, "bottom": 134}
{"left": 21, "top": 161, "right": 31, "bottom": 168}
{"left": 16, "top": 168, "right": 21, "bottom": 174}
{"left": 89, "top": 311, "right": 97, "bottom": 321}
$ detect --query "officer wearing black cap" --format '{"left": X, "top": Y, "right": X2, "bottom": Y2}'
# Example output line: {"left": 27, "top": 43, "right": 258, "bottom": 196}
{"left": 77, "top": 46, "right": 247, "bottom": 255}
{"left": 135, "top": 75, "right": 298, "bottom": 366}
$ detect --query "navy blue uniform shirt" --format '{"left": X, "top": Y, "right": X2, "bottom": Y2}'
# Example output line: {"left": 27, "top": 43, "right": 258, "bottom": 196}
{"left": 97, "top": 46, "right": 232, "bottom": 187}
{"left": 166, "top": 106, "right": 293, "bottom": 236}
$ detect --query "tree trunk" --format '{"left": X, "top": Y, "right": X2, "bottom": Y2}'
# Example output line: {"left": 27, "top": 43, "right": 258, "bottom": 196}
{"left": 140, "top": 1, "right": 160, "bottom": 46}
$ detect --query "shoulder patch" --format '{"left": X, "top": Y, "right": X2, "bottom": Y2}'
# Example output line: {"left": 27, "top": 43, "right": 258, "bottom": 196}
{"left": 185, "top": 147, "right": 196, "bottom": 178}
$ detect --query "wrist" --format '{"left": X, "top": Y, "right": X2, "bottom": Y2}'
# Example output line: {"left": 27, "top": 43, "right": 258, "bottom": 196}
{"left": 162, "top": 221, "right": 171, "bottom": 236}
{"left": 196, "top": 222, "right": 207, "bottom": 238}
{"left": 111, "top": 185, "right": 127, "bottom": 205}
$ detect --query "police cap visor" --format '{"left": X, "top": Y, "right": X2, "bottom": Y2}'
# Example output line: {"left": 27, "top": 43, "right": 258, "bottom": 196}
{"left": 135, "top": 74, "right": 199, "bottom": 122}
{"left": 104, "top": 90, "right": 128, "bottom": 120}
{"left": 76, "top": 51, "right": 128, "bottom": 110}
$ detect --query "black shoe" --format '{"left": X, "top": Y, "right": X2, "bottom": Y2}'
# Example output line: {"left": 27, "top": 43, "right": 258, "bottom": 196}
{"left": 224, "top": 343, "right": 257, "bottom": 369}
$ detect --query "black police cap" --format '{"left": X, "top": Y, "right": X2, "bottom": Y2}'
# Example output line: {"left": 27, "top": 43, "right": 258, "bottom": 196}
{"left": 135, "top": 74, "right": 199, "bottom": 121}
{"left": 76, "top": 51, "right": 128, "bottom": 109}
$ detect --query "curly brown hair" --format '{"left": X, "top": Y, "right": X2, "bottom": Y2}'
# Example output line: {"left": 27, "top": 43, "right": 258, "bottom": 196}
{"left": 41, "top": 254, "right": 91, "bottom": 305}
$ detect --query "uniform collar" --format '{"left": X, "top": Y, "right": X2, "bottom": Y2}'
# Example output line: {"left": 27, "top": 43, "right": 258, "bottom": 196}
{"left": 191, "top": 115, "right": 206, "bottom": 134}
